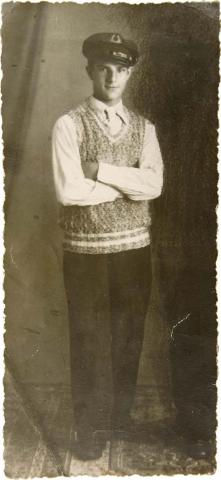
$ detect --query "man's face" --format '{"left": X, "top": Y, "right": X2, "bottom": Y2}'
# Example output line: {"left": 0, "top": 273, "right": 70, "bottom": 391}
{"left": 87, "top": 61, "right": 132, "bottom": 104}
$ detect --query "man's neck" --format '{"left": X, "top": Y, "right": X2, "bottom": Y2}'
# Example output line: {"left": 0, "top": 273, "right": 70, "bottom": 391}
{"left": 92, "top": 95, "right": 122, "bottom": 107}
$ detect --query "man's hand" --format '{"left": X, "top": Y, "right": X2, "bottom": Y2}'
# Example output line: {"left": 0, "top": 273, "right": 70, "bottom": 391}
{"left": 81, "top": 160, "right": 99, "bottom": 180}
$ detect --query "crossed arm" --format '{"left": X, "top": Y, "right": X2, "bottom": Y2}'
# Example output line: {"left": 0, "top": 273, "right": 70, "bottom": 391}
{"left": 52, "top": 114, "right": 163, "bottom": 206}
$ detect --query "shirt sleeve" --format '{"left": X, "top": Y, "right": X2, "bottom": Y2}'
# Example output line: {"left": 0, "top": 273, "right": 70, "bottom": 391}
{"left": 97, "top": 120, "right": 164, "bottom": 201}
{"left": 52, "top": 115, "right": 121, "bottom": 206}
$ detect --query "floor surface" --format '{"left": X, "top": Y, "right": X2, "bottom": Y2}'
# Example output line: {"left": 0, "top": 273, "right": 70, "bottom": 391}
{"left": 4, "top": 377, "right": 216, "bottom": 477}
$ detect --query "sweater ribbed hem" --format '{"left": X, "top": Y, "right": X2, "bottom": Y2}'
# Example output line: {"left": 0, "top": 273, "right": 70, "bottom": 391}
{"left": 62, "top": 228, "right": 150, "bottom": 254}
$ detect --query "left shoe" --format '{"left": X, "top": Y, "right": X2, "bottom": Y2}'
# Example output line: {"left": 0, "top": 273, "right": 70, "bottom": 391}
{"left": 72, "top": 433, "right": 107, "bottom": 461}
{"left": 112, "top": 414, "right": 148, "bottom": 440}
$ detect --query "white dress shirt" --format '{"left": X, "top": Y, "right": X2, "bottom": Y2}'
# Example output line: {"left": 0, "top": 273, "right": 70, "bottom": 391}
{"left": 52, "top": 96, "right": 163, "bottom": 206}
{"left": 89, "top": 96, "right": 129, "bottom": 135}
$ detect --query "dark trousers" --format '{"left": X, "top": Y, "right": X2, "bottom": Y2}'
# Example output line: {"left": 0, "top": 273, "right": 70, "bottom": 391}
{"left": 63, "top": 246, "right": 152, "bottom": 436}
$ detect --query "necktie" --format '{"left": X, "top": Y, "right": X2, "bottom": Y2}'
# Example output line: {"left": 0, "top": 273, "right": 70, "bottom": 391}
{"left": 104, "top": 109, "right": 109, "bottom": 121}
{"left": 103, "top": 109, "right": 122, "bottom": 135}
{"left": 104, "top": 109, "right": 113, "bottom": 122}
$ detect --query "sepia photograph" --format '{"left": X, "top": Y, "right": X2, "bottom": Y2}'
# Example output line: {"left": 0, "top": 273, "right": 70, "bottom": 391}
{"left": 2, "top": 0, "right": 219, "bottom": 476}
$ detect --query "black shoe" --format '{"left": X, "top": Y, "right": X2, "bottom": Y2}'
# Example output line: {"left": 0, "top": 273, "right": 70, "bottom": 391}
{"left": 72, "top": 433, "right": 106, "bottom": 461}
{"left": 112, "top": 417, "right": 171, "bottom": 442}
{"left": 112, "top": 415, "right": 142, "bottom": 440}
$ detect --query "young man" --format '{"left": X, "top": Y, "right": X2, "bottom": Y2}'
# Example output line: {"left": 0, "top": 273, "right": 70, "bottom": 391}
{"left": 52, "top": 32, "right": 163, "bottom": 461}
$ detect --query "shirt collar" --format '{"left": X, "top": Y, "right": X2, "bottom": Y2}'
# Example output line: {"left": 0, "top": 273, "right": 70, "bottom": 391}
{"left": 88, "top": 96, "right": 129, "bottom": 124}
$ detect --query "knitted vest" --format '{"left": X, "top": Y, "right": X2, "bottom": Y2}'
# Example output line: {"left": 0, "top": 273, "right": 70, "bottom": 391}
{"left": 59, "top": 100, "right": 151, "bottom": 254}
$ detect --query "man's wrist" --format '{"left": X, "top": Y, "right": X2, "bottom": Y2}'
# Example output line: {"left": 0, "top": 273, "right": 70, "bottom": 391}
{"left": 81, "top": 160, "right": 99, "bottom": 180}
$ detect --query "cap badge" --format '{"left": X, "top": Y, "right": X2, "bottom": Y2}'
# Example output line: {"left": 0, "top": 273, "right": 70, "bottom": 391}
{"left": 112, "top": 51, "right": 128, "bottom": 59}
{"left": 110, "top": 34, "right": 122, "bottom": 44}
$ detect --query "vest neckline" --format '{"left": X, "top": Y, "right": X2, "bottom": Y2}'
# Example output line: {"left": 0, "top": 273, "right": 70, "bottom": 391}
{"left": 87, "top": 104, "right": 130, "bottom": 144}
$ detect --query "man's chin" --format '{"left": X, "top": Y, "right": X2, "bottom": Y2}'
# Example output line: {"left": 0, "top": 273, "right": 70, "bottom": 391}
{"left": 94, "top": 90, "right": 122, "bottom": 103}
{"left": 104, "top": 91, "right": 121, "bottom": 102}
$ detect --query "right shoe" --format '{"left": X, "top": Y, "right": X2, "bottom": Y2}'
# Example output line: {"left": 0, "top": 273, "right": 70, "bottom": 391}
{"left": 112, "top": 412, "right": 141, "bottom": 440}
{"left": 72, "top": 432, "right": 107, "bottom": 461}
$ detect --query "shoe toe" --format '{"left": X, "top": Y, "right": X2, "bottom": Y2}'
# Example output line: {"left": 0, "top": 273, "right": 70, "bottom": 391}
{"left": 72, "top": 436, "right": 106, "bottom": 461}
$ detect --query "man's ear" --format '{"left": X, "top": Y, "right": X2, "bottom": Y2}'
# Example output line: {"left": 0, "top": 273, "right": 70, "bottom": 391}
{"left": 86, "top": 64, "right": 93, "bottom": 80}
{"left": 127, "top": 66, "right": 133, "bottom": 78}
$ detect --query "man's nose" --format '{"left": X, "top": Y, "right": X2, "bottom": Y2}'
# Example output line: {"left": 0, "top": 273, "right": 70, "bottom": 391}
{"left": 106, "top": 69, "right": 117, "bottom": 83}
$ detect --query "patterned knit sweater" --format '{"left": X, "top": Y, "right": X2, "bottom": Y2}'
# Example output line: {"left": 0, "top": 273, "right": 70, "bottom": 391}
{"left": 59, "top": 100, "right": 151, "bottom": 254}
